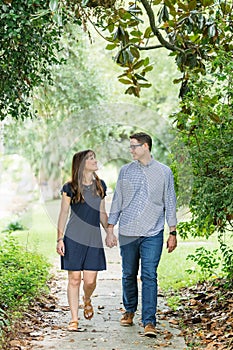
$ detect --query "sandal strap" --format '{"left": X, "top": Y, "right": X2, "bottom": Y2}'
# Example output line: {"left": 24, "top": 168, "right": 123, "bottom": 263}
{"left": 67, "top": 320, "right": 79, "bottom": 331}
{"left": 83, "top": 297, "right": 94, "bottom": 320}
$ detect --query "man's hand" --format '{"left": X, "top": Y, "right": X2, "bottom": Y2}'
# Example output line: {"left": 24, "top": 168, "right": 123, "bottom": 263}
{"left": 166, "top": 235, "right": 177, "bottom": 253}
{"left": 105, "top": 225, "right": 118, "bottom": 248}
{"left": 105, "top": 232, "right": 118, "bottom": 248}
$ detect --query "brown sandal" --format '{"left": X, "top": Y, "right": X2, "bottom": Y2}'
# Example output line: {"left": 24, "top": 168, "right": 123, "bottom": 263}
{"left": 67, "top": 320, "right": 79, "bottom": 331}
{"left": 83, "top": 297, "right": 94, "bottom": 320}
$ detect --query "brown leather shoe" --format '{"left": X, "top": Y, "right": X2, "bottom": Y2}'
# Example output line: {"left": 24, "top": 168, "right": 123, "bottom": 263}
{"left": 120, "top": 312, "right": 134, "bottom": 326}
{"left": 144, "top": 323, "right": 157, "bottom": 337}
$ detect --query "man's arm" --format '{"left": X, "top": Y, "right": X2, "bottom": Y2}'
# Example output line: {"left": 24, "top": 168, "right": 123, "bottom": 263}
{"left": 165, "top": 169, "right": 178, "bottom": 253}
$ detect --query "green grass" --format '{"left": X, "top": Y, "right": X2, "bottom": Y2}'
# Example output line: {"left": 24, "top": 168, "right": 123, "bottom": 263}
{"left": 158, "top": 239, "right": 219, "bottom": 291}
{"left": 1, "top": 201, "right": 59, "bottom": 262}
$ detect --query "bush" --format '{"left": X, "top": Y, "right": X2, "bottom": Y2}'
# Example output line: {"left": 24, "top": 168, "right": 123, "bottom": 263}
{"left": 0, "top": 233, "right": 51, "bottom": 347}
{"left": 0, "top": 233, "right": 50, "bottom": 345}
{"left": 0, "top": 233, "right": 51, "bottom": 311}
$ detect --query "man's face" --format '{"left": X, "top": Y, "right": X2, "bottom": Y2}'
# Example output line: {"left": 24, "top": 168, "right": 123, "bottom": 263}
{"left": 129, "top": 138, "right": 145, "bottom": 160}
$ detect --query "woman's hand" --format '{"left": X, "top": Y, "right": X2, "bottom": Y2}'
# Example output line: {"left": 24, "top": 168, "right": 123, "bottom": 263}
{"left": 56, "top": 240, "right": 65, "bottom": 256}
{"left": 105, "top": 225, "right": 118, "bottom": 248}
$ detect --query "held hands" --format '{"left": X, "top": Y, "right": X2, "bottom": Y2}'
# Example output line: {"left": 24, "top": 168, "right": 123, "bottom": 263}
{"left": 166, "top": 235, "right": 177, "bottom": 253}
{"left": 56, "top": 240, "right": 65, "bottom": 256}
{"left": 105, "top": 228, "right": 118, "bottom": 248}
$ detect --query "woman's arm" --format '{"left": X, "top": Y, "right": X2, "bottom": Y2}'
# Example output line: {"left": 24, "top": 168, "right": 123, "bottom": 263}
{"left": 100, "top": 198, "right": 108, "bottom": 232}
{"left": 56, "top": 192, "right": 71, "bottom": 256}
{"left": 100, "top": 198, "right": 118, "bottom": 247}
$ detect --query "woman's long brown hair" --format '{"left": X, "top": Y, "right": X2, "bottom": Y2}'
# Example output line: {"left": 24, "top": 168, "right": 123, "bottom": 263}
{"left": 70, "top": 150, "right": 105, "bottom": 203}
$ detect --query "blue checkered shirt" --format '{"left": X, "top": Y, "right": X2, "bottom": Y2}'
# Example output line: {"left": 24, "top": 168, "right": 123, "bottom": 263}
{"left": 108, "top": 159, "right": 177, "bottom": 236}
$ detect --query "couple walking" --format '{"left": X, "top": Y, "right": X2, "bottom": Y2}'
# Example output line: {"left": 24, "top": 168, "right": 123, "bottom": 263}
{"left": 56, "top": 132, "right": 177, "bottom": 337}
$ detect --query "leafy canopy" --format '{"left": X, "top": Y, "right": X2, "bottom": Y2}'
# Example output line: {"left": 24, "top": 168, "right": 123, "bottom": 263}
{"left": 0, "top": 0, "right": 64, "bottom": 120}
{"left": 1, "top": 0, "right": 232, "bottom": 119}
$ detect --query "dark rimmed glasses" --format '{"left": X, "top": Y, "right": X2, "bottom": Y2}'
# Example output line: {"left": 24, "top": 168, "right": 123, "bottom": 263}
{"left": 129, "top": 143, "right": 143, "bottom": 150}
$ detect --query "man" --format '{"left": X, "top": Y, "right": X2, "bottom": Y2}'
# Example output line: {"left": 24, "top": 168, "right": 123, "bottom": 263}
{"left": 106, "top": 132, "right": 177, "bottom": 337}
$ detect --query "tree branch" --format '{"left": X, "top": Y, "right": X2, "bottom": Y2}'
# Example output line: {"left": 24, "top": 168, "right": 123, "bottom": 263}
{"left": 140, "top": 0, "right": 185, "bottom": 54}
{"left": 137, "top": 44, "right": 163, "bottom": 50}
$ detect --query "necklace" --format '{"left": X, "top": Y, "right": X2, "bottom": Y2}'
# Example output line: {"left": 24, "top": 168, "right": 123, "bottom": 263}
{"left": 83, "top": 181, "right": 93, "bottom": 190}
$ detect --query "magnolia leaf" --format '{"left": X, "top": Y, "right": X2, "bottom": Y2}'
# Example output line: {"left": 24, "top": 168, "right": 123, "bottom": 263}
{"left": 118, "top": 72, "right": 131, "bottom": 78}
{"left": 125, "top": 86, "right": 137, "bottom": 96}
{"left": 133, "top": 59, "right": 145, "bottom": 69}
{"left": 144, "top": 27, "right": 152, "bottom": 39}
{"left": 220, "top": 2, "right": 231, "bottom": 14}
{"left": 118, "top": 78, "right": 132, "bottom": 84}
{"left": 188, "top": 0, "right": 197, "bottom": 11}
{"left": 81, "top": 0, "right": 90, "bottom": 6}
{"left": 158, "top": 5, "right": 169, "bottom": 23}
{"left": 138, "top": 83, "right": 152, "bottom": 88}
{"left": 201, "top": 0, "right": 215, "bottom": 7}
{"left": 49, "top": 0, "right": 58, "bottom": 12}
{"left": 177, "top": 2, "right": 188, "bottom": 11}
{"left": 130, "top": 37, "right": 141, "bottom": 44}
{"left": 135, "top": 73, "right": 147, "bottom": 81}
{"left": 106, "top": 43, "right": 117, "bottom": 50}
{"left": 130, "top": 46, "right": 140, "bottom": 59}
{"left": 108, "top": 22, "right": 115, "bottom": 33}
{"left": 209, "top": 113, "right": 221, "bottom": 123}
{"left": 130, "top": 30, "right": 143, "bottom": 37}
{"left": 173, "top": 78, "right": 183, "bottom": 84}
{"left": 208, "top": 24, "right": 217, "bottom": 38}
{"left": 142, "top": 65, "right": 153, "bottom": 73}
{"left": 144, "top": 57, "right": 150, "bottom": 66}
{"left": 52, "top": 13, "right": 62, "bottom": 26}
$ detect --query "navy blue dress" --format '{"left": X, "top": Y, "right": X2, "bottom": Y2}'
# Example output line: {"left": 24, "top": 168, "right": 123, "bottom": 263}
{"left": 61, "top": 180, "right": 107, "bottom": 271}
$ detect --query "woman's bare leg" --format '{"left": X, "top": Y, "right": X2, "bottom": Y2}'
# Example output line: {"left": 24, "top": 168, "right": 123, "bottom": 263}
{"left": 83, "top": 270, "right": 98, "bottom": 300}
{"left": 67, "top": 271, "right": 82, "bottom": 322}
{"left": 83, "top": 270, "right": 98, "bottom": 319}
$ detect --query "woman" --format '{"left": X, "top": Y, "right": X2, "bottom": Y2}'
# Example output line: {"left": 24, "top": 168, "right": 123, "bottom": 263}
{"left": 56, "top": 150, "right": 109, "bottom": 331}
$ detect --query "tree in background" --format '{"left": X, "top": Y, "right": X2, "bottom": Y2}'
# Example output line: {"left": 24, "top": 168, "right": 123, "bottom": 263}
{"left": 3, "top": 24, "right": 107, "bottom": 196}
{"left": 0, "top": 0, "right": 64, "bottom": 120}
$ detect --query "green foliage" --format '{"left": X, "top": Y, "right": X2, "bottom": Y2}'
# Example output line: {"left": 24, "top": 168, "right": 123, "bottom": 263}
{"left": 186, "top": 235, "right": 233, "bottom": 284}
{"left": 2, "top": 221, "right": 27, "bottom": 233}
{"left": 218, "top": 234, "right": 233, "bottom": 283}
{"left": 166, "top": 294, "right": 180, "bottom": 311}
{"left": 173, "top": 49, "right": 233, "bottom": 235}
{"left": 186, "top": 247, "right": 221, "bottom": 279}
{"left": 3, "top": 25, "right": 108, "bottom": 191}
{"left": 1, "top": 1, "right": 232, "bottom": 118}
{"left": 87, "top": 0, "right": 233, "bottom": 97}
{"left": 0, "top": 234, "right": 50, "bottom": 311}
{"left": 0, "top": 0, "right": 67, "bottom": 120}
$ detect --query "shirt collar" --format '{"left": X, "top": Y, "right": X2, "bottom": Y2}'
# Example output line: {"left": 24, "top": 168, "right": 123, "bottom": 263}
{"left": 135, "top": 155, "right": 154, "bottom": 168}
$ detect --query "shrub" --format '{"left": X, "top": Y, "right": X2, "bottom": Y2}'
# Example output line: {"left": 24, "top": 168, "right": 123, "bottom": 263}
{"left": 0, "top": 233, "right": 51, "bottom": 311}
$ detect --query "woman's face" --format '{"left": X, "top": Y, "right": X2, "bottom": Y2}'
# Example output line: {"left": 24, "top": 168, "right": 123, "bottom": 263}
{"left": 84, "top": 152, "right": 98, "bottom": 172}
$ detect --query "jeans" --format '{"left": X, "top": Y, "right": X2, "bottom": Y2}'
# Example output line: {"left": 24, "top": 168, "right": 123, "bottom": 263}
{"left": 119, "top": 230, "right": 164, "bottom": 327}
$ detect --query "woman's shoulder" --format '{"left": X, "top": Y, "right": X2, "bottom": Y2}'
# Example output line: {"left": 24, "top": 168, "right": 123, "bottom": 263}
{"left": 61, "top": 181, "right": 73, "bottom": 197}
{"left": 99, "top": 179, "right": 107, "bottom": 188}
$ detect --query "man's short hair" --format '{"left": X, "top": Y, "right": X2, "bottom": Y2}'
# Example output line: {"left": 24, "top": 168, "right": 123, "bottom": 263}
{"left": 130, "top": 132, "right": 152, "bottom": 151}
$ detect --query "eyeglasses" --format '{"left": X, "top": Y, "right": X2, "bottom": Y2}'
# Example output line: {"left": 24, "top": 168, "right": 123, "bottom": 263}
{"left": 129, "top": 143, "right": 143, "bottom": 150}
